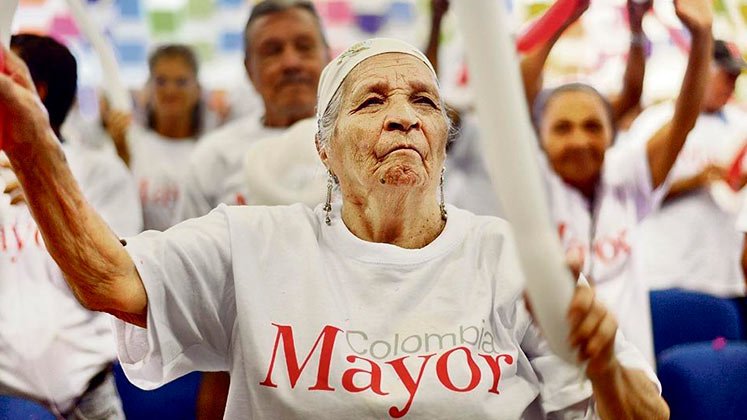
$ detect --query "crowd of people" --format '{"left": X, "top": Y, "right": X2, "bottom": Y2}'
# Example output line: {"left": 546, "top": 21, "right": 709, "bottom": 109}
{"left": 0, "top": 0, "right": 744, "bottom": 418}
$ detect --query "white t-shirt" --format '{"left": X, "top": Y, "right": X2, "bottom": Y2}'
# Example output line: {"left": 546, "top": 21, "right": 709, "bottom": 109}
{"left": 632, "top": 103, "right": 747, "bottom": 298}
{"left": 128, "top": 126, "right": 198, "bottom": 231}
{"left": 243, "top": 118, "right": 326, "bottom": 207}
{"left": 0, "top": 143, "right": 142, "bottom": 412}
{"left": 176, "top": 116, "right": 282, "bottom": 221}
{"left": 540, "top": 138, "right": 665, "bottom": 367}
{"left": 114, "top": 204, "right": 658, "bottom": 419}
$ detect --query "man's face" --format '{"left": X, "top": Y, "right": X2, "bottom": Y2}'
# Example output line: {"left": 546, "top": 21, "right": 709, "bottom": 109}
{"left": 245, "top": 8, "right": 329, "bottom": 127}
{"left": 703, "top": 65, "right": 739, "bottom": 113}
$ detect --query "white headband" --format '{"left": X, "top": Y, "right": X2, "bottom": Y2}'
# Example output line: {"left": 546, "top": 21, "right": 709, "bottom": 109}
{"left": 315, "top": 38, "right": 437, "bottom": 125}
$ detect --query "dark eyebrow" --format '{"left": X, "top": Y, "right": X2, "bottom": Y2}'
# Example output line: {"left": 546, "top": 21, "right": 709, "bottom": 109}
{"left": 409, "top": 80, "right": 438, "bottom": 96}
{"left": 351, "top": 80, "right": 390, "bottom": 99}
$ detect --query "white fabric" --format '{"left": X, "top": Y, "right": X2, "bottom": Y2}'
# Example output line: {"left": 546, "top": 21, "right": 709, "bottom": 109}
{"left": 176, "top": 115, "right": 281, "bottom": 221}
{"left": 633, "top": 103, "right": 747, "bottom": 298}
{"left": 540, "top": 138, "right": 665, "bottom": 367}
{"left": 0, "top": 143, "right": 141, "bottom": 412}
{"left": 128, "top": 125, "right": 198, "bottom": 231}
{"left": 114, "top": 204, "right": 658, "bottom": 419}
{"left": 444, "top": 114, "right": 504, "bottom": 217}
{"left": 316, "top": 38, "right": 436, "bottom": 122}
{"left": 737, "top": 194, "right": 747, "bottom": 232}
{"left": 243, "top": 118, "right": 327, "bottom": 207}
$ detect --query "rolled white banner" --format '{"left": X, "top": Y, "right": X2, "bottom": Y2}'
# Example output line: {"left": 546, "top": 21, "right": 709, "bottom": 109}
{"left": 0, "top": 0, "right": 18, "bottom": 48}
{"left": 65, "top": 0, "right": 132, "bottom": 112}
{"left": 453, "top": 0, "right": 576, "bottom": 364}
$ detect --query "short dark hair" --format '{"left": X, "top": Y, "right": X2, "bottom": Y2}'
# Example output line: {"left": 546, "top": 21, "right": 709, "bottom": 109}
{"left": 146, "top": 44, "right": 203, "bottom": 135}
{"left": 148, "top": 44, "right": 199, "bottom": 76}
{"left": 10, "top": 34, "right": 77, "bottom": 131}
{"left": 532, "top": 82, "right": 618, "bottom": 144}
{"left": 243, "top": 0, "right": 328, "bottom": 58}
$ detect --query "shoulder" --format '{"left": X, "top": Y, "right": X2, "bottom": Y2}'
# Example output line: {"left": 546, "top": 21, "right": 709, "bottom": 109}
{"left": 220, "top": 203, "right": 320, "bottom": 234}
{"left": 196, "top": 117, "right": 260, "bottom": 150}
{"left": 448, "top": 206, "right": 517, "bottom": 260}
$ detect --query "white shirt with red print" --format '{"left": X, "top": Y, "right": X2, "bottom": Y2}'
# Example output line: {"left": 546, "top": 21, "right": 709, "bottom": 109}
{"left": 539, "top": 136, "right": 667, "bottom": 368}
{"left": 114, "top": 204, "right": 657, "bottom": 419}
{"left": 633, "top": 102, "right": 747, "bottom": 298}
{"left": 176, "top": 115, "right": 282, "bottom": 222}
{"left": 128, "top": 126, "right": 197, "bottom": 231}
{"left": 0, "top": 143, "right": 141, "bottom": 412}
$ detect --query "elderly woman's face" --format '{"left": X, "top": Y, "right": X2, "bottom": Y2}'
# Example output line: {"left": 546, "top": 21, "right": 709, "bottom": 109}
{"left": 325, "top": 53, "right": 448, "bottom": 194}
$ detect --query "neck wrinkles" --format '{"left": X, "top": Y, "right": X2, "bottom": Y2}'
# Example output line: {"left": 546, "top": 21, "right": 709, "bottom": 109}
{"left": 339, "top": 187, "right": 445, "bottom": 249}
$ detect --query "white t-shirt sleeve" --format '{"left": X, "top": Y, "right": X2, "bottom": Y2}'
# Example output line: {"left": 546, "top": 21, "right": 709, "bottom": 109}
{"left": 520, "top": 320, "right": 594, "bottom": 416}
{"left": 113, "top": 206, "right": 235, "bottom": 389}
{"left": 737, "top": 194, "right": 747, "bottom": 232}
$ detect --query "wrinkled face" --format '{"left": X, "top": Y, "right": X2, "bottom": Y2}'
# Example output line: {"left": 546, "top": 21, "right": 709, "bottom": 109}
{"left": 703, "top": 66, "right": 739, "bottom": 113}
{"left": 322, "top": 53, "right": 448, "bottom": 196}
{"left": 540, "top": 90, "right": 613, "bottom": 188}
{"left": 246, "top": 8, "right": 328, "bottom": 124}
{"left": 150, "top": 56, "right": 200, "bottom": 119}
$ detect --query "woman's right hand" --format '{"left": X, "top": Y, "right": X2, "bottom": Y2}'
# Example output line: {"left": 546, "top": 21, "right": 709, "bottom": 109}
{"left": 0, "top": 46, "right": 52, "bottom": 154}
{"left": 100, "top": 95, "right": 133, "bottom": 147}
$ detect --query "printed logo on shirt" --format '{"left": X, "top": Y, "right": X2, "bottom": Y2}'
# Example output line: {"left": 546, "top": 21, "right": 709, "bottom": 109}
{"left": 557, "top": 222, "right": 631, "bottom": 278}
{"left": 259, "top": 322, "right": 516, "bottom": 418}
{"left": 139, "top": 179, "right": 180, "bottom": 209}
{"left": 0, "top": 220, "right": 44, "bottom": 263}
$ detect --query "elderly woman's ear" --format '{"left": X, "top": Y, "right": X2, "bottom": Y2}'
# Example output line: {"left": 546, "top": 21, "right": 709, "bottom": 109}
{"left": 315, "top": 131, "right": 329, "bottom": 167}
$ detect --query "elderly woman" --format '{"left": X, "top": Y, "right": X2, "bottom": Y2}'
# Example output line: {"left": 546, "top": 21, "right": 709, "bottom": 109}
{"left": 0, "top": 38, "right": 667, "bottom": 418}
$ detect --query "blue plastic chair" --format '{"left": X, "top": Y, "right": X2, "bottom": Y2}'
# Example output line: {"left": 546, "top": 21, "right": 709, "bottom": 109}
{"left": 113, "top": 364, "right": 202, "bottom": 420}
{"left": 658, "top": 342, "right": 747, "bottom": 420}
{"left": 0, "top": 395, "right": 55, "bottom": 420}
{"left": 650, "top": 289, "right": 742, "bottom": 357}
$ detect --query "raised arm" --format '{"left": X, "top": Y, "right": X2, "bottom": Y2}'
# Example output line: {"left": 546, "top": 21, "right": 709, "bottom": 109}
{"left": 646, "top": 0, "right": 713, "bottom": 189}
{"left": 0, "top": 47, "right": 147, "bottom": 327}
{"left": 520, "top": 0, "right": 590, "bottom": 108}
{"left": 609, "top": 0, "right": 652, "bottom": 121}
{"left": 424, "top": 0, "right": 449, "bottom": 77}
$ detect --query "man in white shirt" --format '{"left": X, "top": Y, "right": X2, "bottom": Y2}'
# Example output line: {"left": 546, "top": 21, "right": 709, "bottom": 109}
{"left": 635, "top": 39, "right": 747, "bottom": 299}
{"left": 0, "top": 34, "right": 142, "bottom": 419}
{"left": 176, "top": 0, "right": 331, "bottom": 222}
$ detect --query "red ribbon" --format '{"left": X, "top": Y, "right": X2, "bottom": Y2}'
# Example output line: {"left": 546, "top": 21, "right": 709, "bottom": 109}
{"left": 517, "top": 0, "right": 581, "bottom": 53}
{"left": 727, "top": 141, "right": 747, "bottom": 191}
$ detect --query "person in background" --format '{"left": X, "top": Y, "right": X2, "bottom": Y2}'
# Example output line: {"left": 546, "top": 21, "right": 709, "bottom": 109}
{"left": 104, "top": 44, "right": 203, "bottom": 231}
{"left": 527, "top": 0, "right": 713, "bottom": 366}
{"left": 174, "top": 1, "right": 330, "bottom": 416}
{"left": 0, "top": 33, "right": 141, "bottom": 419}
{"left": 634, "top": 40, "right": 747, "bottom": 301}
{"left": 176, "top": 0, "right": 330, "bottom": 221}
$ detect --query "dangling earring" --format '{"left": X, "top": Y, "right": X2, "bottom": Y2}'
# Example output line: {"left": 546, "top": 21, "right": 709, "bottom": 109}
{"left": 439, "top": 167, "right": 447, "bottom": 221}
{"left": 324, "top": 170, "right": 334, "bottom": 226}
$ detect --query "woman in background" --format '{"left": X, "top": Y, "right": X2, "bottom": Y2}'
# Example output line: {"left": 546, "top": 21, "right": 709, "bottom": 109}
{"left": 104, "top": 44, "right": 202, "bottom": 231}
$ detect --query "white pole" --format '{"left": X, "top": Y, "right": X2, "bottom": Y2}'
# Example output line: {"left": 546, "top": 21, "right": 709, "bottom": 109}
{"left": 452, "top": 0, "right": 576, "bottom": 364}
{"left": 0, "top": 0, "right": 18, "bottom": 48}
{"left": 65, "top": 0, "right": 132, "bottom": 113}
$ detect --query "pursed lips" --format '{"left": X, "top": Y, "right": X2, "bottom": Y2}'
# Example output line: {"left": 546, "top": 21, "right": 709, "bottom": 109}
{"left": 378, "top": 144, "right": 424, "bottom": 161}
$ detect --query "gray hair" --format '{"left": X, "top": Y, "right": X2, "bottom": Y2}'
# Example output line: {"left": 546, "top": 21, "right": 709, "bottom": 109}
{"left": 244, "top": 0, "right": 328, "bottom": 58}
{"left": 316, "top": 86, "right": 459, "bottom": 156}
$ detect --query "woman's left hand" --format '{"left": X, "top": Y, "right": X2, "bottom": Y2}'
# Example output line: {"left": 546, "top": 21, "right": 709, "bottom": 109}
{"left": 567, "top": 285, "right": 620, "bottom": 381}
